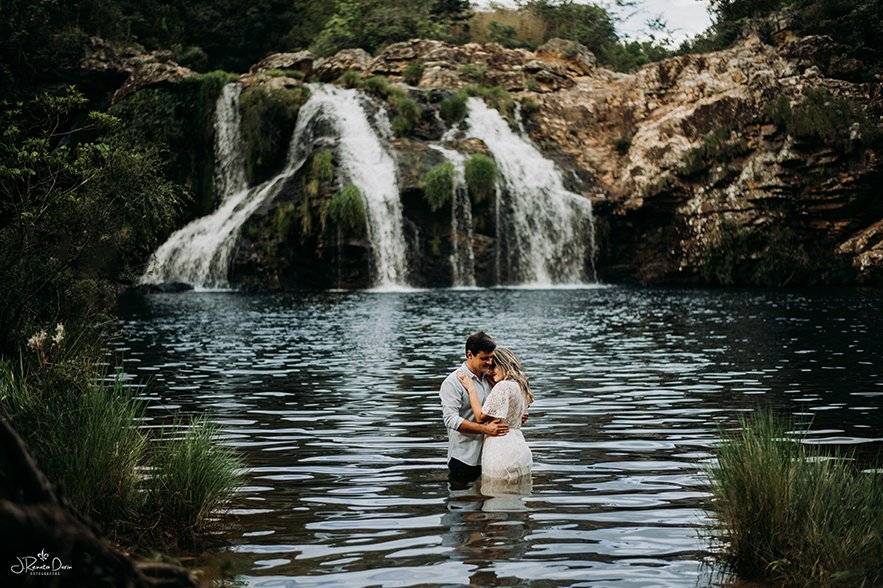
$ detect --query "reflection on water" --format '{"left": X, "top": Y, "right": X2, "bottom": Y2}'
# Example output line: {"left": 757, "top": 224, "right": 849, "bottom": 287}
{"left": 115, "top": 287, "right": 883, "bottom": 586}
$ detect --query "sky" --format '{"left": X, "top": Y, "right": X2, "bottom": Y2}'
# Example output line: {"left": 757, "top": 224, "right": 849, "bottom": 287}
{"left": 474, "top": 0, "right": 712, "bottom": 45}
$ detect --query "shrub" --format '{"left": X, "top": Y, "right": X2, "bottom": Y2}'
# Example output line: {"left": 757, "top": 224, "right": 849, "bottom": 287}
{"left": 146, "top": 417, "right": 243, "bottom": 534}
{"left": 402, "top": 62, "right": 425, "bottom": 85}
{"left": 311, "top": 148, "right": 335, "bottom": 182}
{"left": 365, "top": 75, "right": 393, "bottom": 97}
{"left": 337, "top": 69, "right": 365, "bottom": 89}
{"left": 328, "top": 184, "right": 366, "bottom": 234}
{"left": 239, "top": 85, "right": 310, "bottom": 184}
{"left": 389, "top": 94, "right": 422, "bottom": 136}
{"left": 613, "top": 134, "right": 632, "bottom": 155}
{"left": 766, "top": 89, "right": 879, "bottom": 151}
{"left": 0, "top": 365, "right": 147, "bottom": 527}
{"left": 677, "top": 127, "right": 750, "bottom": 178}
{"left": 459, "top": 63, "right": 488, "bottom": 82}
{"left": 488, "top": 21, "right": 520, "bottom": 48}
{"left": 708, "top": 411, "right": 883, "bottom": 586}
{"left": 265, "top": 68, "right": 305, "bottom": 80}
{"left": 464, "top": 84, "right": 514, "bottom": 118}
{"left": 464, "top": 154, "right": 497, "bottom": 204}
{"left": 440, "top": 91, "right": 469, "bottom": 124}
{"left": 422, "top": 162, "right": 455, "bottom": 211}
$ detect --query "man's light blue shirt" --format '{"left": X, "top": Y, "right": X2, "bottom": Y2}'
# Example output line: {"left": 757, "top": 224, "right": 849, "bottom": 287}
{"left": 439, "top": 362, "right": 492, "bottom": 466}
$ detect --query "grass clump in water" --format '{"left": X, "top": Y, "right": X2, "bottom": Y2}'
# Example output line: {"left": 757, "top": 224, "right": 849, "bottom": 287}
{"left": 708, "top": 411, "right": 883, "bottom": 586}
{"left": 311, "top": 148, "right": 335, "bottom": 182}
{"left": 464, "top": 154, "right": 497, "bottom": 204}
{"left": 146, "top": 417, "right": 243, "bottom": 535}
{"left": 390, "top": 94, "right": 422, "bottom": 136}
{"left": 328, "top": 183, "right": 366, "bottom": 235}
{"left": 422, "top": 162, "right": 455, "bottom": 211}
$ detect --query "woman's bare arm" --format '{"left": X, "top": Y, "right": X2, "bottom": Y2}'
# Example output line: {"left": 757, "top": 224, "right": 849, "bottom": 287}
{"left": 456, "top": 371, "right": 488, "bottom": 422}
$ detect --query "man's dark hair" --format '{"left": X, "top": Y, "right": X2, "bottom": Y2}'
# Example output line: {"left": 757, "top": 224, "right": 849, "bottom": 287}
{"left": 465, "top": 331, "right": 496, "bottom": 356}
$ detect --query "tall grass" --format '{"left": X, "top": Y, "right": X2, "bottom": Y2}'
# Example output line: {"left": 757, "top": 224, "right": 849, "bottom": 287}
{"left": 0, "top": 357, "right": 243, "bottom": 547}
{"left": 146, "top": 417, "right": 243, "bottom": 534}
{"left": 708, "top": 411, "right": 883, "bottom": 586}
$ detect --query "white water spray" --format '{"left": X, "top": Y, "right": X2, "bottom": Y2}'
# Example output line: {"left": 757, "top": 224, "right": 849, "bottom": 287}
{"left": 430, "top": 145, "right": 476, "bottom": 287}
{"left": 463, "top": 98, "right": 594, "bottom": 285}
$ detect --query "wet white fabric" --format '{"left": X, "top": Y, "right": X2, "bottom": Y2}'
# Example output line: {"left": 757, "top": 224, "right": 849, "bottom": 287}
{"left": 480, "top": 380, "right": 532, "bottom": 489}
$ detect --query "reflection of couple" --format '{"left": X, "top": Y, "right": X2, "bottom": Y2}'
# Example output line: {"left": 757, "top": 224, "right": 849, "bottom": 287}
{"left": 439, "top": 331, "right": 533, "bottom": 491}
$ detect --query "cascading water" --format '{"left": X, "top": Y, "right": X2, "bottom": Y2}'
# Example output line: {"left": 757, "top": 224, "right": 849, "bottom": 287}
{"left": 141, "top": 83, "right": 410, "bottom": 289}
{"left": 430, "top": 145, "right": 476, "bottom": 287}
{"left": 308, "top": 85, "right": 409, "bottom": 288}
{"left": 463, "top": 97, "right": 595, "bottom": 285}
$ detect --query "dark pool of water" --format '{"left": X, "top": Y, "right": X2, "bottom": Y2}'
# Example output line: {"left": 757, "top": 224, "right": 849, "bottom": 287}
{"left": 116, "top": 286, "right": 883, "bottom": 587}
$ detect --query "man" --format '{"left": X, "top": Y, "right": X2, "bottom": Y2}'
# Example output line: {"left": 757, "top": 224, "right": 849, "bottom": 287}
{"left": 439, "top": 331, "right": 508, "bottom": 487}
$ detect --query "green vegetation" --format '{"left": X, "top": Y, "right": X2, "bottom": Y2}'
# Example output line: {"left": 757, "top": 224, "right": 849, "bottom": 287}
{"left": 0, "top": 87, "right": 184, "bottom": 354}
{"left": 0, "top": 354, "right": 242, "bottom": 544}
{"left": 402, "top": 62, "right": 425, "bottom": 85}
{"left": 766, "top": 89, "right": 879, "bottom": 151}
{"left": 146, "top": 417, "right": 242, "bottom": 534}
{"left": 328, "top": 184, "right": 367, "bottom": 235}
{"left": 470, "top": 1, "right": 674, "bottom": 72}
{"left": 390, "top": 94, "right": 422, "bottom": 135}
{"left": 677, "top": 127, "right": 750, "bottom": 178}
{"left": 440, "top": 91, "right": 469, "bottom": 124}
{"left": 464, "top": 154, "right": 498, "bottom": 204}
{"left": 612, "top": 135, "right": 632, "bottom": 155}
{"left": 311, "top": 148, "right": 335, "bottom": 182}
{"left": 239, "top": 85, "right": 310, "bottom": 184}
{"left": 458, "top": 63, "right": 488, "bottom": 82}
{"left": 698, "top": 221, "right": 848, "bottom": 286}
{"left": 464, "top": 84, "right": 514, "bottom": 119}
{"left": 422, "top": 162, "right": 456, "bottom": 211}
{"left": 685, "top": 0, "right": 883, "bottom": 77}
{"left": 708, "top": 411, "right": 883, "bottom": 585}
{"left": 337, "top": 69, "right": 366, "bottom": 89}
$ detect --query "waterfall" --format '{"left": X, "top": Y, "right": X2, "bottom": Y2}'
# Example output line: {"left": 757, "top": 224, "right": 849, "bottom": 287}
{"left": 430, "top": 146, "right": 476, "bottom": 287}
{"left": 141, "top": 83, "right": 410, "bottom": 289}
{"left": 307, "top": 85, "right": 408, "bottom": 288}
{"left": 463, "top": 97, "right": 594, "bottom": 285}
{"left": 141, "top": 83, "right": 327, "bottom": 289}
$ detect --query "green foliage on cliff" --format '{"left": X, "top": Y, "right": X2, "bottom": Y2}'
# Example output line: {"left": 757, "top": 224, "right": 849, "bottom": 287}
{"left": 240, "top": 85, "right": 310, "bottom": 185}
{"left": 390, "top": 94, "right": 422, "bottom": 136}
{"left": 328, "top": 184, "right": 367, "bottom": 235}
{"left": 690, "top": 0, "right": 883, "bottom": 76}
{"left": 402, "top": 62, "right": 425, "bottom": 85}
{"left": 767, "top": 89, "right": 879, "bottom": 151}
{"left": 311, "top": 149, "right": 335, "bottom": 182}
{"left": 422, "top": 162, "right": 456, "bottom": 211}
{"left": 440, "top": 91, "right": 469, "bottom": 124}
{"left": 0, "top": 86, "right": 184, "bottom": 353}
{"left": 310, "top": 0, "right": 470, "bottom": 56}
{"left": 464, "top": 154, "right": 498, "bottom": 204}
{"left": 678, "top": 128, "right": 750, "bottom": 178}
{"left": 699, "top": 221, "right": 847, "bottom": 286}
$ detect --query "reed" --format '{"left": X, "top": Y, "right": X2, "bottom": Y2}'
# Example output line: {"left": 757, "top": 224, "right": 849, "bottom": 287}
{"left": 708, "top": 411, "right": 883, "bottom": 585}
{"left": 146, "top": 417, "right": 243, "bottom": 535}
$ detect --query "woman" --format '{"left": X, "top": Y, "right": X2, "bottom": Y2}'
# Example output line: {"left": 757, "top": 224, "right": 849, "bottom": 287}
{"left": 457, "top": 347, "right": 533, "bottom": 494}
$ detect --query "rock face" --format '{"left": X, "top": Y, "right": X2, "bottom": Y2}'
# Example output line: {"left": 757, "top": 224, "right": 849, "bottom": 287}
{"left": 132, "top": 25, "right": 883, "bottom": 289}
{"left": 81, "top": 37, "right": 195, "bottom": 102}
{"left": 329, "top": 32, "right": 880, "bottom": 286}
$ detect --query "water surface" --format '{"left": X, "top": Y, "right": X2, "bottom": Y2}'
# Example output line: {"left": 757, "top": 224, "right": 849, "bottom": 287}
{"left": 116, "top": 287, "right": 883, "bottom": 586}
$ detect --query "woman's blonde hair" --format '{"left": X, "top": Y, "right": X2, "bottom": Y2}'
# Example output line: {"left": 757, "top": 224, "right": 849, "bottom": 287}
{"left": 493, "top": 347, "right": 533, "bottom": 405}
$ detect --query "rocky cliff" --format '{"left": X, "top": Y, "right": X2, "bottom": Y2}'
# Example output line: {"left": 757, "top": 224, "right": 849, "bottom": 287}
{"left": 95, "top": 19, "right": 883, "bottom": 288}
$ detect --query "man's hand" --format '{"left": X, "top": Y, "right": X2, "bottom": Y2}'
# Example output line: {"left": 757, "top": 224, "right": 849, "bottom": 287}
{"left": 522, "top": 412, "right": 528, "bottom": 425}
{"left": 483, "top": 421, "right": 509, "bottom": 436}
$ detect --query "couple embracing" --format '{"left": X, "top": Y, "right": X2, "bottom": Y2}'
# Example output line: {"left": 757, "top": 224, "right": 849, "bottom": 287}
{"left": 439, "top": 331, "right": 534, "bottom": 491}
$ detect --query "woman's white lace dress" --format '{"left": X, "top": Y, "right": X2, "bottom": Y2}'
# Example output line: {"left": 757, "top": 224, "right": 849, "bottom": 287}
{"left": 480, "top": 380, "right": 532, "bottom": 494}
